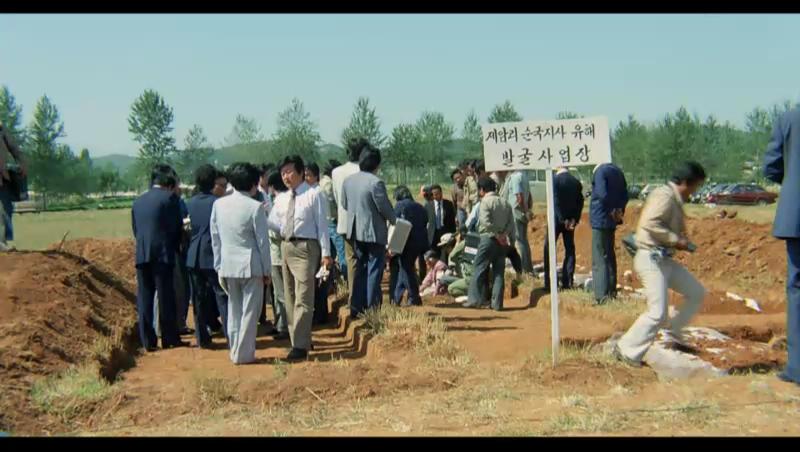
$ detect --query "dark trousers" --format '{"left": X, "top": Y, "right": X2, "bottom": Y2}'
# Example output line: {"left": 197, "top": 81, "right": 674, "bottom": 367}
{"left": 136, "top": 262, "right": 180, "bottom": 349}
{"left": 351, "top": 241, "right": 386, "bottom": 318}
{"left": 0, "top": 186, "right": 14, "bottom": 242}
{"left": 466, "top": 235, "right": 506, "bottom": 310}
{"left": 189, "top": 268, "right": 229, "bottom": 346}
{"left": 390, "top": 249, "right": 422, "bottom": 306}
{"left": 592, "top": 228, "right": 618, "bottom": 302}
{"left": 785, "top": 239, "right": 800, "bottom": 381}
{"left": 543, "top": 224, "right": 576, "bottom": 289}
{"left": 418, "top": 252, "right": 428, "bottom": 282}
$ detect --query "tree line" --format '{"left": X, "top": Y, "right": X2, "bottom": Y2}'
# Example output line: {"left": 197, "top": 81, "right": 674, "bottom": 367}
{"left": 1, "top": 84, "right": 796, "bottom": 197}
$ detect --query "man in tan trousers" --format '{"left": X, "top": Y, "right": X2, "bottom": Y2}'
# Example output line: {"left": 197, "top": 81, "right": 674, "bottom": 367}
{"left": 268, "top": 155, "right": 332, "bottom": 361}
{"left": 614, "top": 161, "right": 707, "bottom": 367}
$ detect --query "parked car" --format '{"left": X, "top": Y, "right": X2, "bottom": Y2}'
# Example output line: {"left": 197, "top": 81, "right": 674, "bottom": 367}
{"left": 691, "top": 183, "right": 719, "bottom": 204}
{"left": 706, "top": 184, "right": 778, "bottom": 206}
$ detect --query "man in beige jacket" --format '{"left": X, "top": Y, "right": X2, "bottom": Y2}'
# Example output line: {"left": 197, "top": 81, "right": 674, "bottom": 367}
{"left": 614, "top": 161, "right": 707, "bottom": 366}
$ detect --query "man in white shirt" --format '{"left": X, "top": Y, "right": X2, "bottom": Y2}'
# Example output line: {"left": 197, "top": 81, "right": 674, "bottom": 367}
{"left": 268, "top": 155, "right": 332, "bottom": 361}
{"left": 331, "top": 138, "right": 367, "bottom": 301}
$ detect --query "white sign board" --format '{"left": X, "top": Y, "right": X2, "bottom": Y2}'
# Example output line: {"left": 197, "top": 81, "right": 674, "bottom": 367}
{"left": 481, "top": 116, "right": 611, "bottom": 172}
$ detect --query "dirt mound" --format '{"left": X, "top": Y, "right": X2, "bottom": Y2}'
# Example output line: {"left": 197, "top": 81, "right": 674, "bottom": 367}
{"left": 531, "top": 358, "right": 655, "bottom": 393}
{"left": 0, "top": 250, "right": 138, "bottom": 433}
{"left": 530, "top": 207, "right": 786, "bottom": 314}
{"left": 52, "top": 238, "right": 136, "bottom": 285}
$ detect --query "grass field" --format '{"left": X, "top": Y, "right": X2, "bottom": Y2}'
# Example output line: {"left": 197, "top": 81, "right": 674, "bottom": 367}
{"left": 12, "top": 208, "right": 132, "bottom": 250}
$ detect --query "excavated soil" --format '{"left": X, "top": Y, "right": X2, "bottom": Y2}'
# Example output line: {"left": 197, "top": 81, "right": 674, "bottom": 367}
{"left": 52, "top": 238, "right": 137, "bottom": 285}
{"left": 0, "top": 250, "right": 138, "bottom": 433}
{"left": 530, "top": 207, "right": 786, "bottom": 315}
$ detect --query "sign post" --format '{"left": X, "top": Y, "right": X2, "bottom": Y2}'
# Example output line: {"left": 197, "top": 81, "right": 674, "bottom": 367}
{"left": 481, "top": 116, "right": 612, "bottom": 366}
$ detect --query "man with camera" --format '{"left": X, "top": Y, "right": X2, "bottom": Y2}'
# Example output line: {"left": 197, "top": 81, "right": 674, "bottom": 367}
{"left": 0, "top": 124, "right": 27, "bottom": 252}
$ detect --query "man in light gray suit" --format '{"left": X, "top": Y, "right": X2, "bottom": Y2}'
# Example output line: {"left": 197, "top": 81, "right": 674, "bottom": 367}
{"left": 210, "top": 162, "right": 271, "bottom": 365}
{"left": 341, "top": 145, "right": 396, "bottom": 318}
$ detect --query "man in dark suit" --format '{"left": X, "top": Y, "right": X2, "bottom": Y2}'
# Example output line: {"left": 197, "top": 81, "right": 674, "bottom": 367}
{"left": 132, "top": 164, "right": 189, "bottom": 352}
{"left": 389, "top": 185, "right": 429, "bottom": 306}
{"left": 341, "top": 145, "right": 397, "bottom": 318}
{"left": 186, "top": 164, "right": 230, "bottom": 349}
{"left": 764, "top": 105, "right": 800, "bottom": 387}
{"left": 543, "top": 168, "right": 585, "bottom": 290}
{"left": 590, "top": 163, "right": 629, "bottom": 305}
{"left": 431, "top": 184, "right": 456, "bottom": 262}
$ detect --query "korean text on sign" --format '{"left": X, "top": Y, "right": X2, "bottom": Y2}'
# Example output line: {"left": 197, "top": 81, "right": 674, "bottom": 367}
{"left": 481, "top": 116, "right": 611, "bottom": 172}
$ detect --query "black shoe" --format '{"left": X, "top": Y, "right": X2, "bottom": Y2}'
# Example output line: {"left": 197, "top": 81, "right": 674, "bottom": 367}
{"left": 178, "top": 327, "right": 194, "bottom": 336}
{"left": 267, "top": 328, "right": 281, "bottom": 337}
{"left": 145, "top": 346, "right": 158, "bottom": 353}
{"left": 198, "top": 341, "right": 214, "bottom": 350}
{"left": 285, "top": 348, "right": 308, "bottom": 361}
{"left": 163, "top": 340, "right": 190, "bottom": 349}
{"left": 274, "top": 332, "right": 290, "bottom": 341}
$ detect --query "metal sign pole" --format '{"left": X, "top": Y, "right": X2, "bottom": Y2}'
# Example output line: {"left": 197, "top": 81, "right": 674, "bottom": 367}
{"left": 545, "top": 169, "right": 560, "bottom": 367}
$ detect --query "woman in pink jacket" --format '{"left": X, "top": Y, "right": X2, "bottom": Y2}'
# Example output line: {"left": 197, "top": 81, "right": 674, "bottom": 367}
{"left": 420, "top": 249, "right": 448, "bottom": 298}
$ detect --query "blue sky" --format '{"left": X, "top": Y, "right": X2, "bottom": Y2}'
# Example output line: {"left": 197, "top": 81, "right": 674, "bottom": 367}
{"left": 2, "top": 13, "right": 798, "bottom": 157}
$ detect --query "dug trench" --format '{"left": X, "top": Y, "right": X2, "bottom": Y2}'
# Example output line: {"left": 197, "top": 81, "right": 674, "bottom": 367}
{"left": 0, "top": 206, "right": 794, "bottom": 435}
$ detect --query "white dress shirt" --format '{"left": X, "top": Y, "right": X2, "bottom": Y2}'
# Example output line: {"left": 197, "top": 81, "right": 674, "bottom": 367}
{"left": 331, "top": 161, "right": 360, "bottom": 235}
{"left": 267, "top": 181, "right": 331, "bottom": 257}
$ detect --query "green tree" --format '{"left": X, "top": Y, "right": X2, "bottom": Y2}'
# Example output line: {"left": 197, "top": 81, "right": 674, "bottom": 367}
{"left": 487, "top": 100, "right": 522, "bottom": 123}
{"left": 415, "top": 111, "right": 454, "bottom": 182}
{"left": 97, "top": 163, "right": 121, "bottom": 194}
{"left": 128, "top": 89, "right": 176, "bottom": 176}
{"left": 611, "top": 115, "right": 651, "bottom": 183}
{"left": 272, "top": 98, "right": 321, "bottom": 162}
{"left": 27, "top": 95, "right": 66, "bottom": 195}
{"left": 176, "top": 124, "right": 214, "bottom": 181}
{"left": 0, "top": 85, "right": 26, "bottom": 145}
{"left": 224, "top": 114, "right": 263, "bottom": 146}
{"left": 461, "top": 109, "right": 483, "bottom": 159}
{"left": 385, "top": 123, "right": 421, "bottom": 184}
{"left": 341, "top": 97, "right": 385, "bottom": 148}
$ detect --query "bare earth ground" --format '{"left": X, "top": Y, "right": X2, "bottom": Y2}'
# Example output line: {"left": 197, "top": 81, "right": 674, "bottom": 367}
{"left": 2, "top": 205, "right": 800, "bottom": 436}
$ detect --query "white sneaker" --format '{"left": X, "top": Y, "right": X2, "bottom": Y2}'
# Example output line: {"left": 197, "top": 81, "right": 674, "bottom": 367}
{"left": 455, "top": 296, "right": 468, "bottom": 304}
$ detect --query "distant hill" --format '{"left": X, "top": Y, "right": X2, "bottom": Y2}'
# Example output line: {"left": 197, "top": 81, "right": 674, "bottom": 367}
{"left": 93, "top": 154, "right": 137, "bottom": 173}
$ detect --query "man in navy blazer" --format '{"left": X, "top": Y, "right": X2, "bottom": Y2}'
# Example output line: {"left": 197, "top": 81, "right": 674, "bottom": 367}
{"left": 389, "top": 185, "right": 429, "bottom": 306}
{"left": 764, "top": 105, "right": 800, "bottom": 386}
{"left": 186, "top": 164, "right": 230, "bottom": 348}
{"left": 132, "top": 164, "right": 188, "bottom": 351}
{"left": 590, "top": 162, "right": 629, "bottom": 305}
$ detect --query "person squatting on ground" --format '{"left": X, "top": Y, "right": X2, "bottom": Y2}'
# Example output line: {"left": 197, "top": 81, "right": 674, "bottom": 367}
{"left": 613, "top": 161, "right": 708, "bottom": 367}
{"left": 268, "top": 155, "right": 332, "bottom": 361}
{"left": 464, "top": 176, "right": 514, "bottom": 311}
{"left": 210, "top": 162, "right": 271, "bottom": 365}
{"left": 341, "top": 145, "right": 396, "bottom": 318}
{"left": 763, "top": 105, "right": 800, "bottom": 387}
{"left": 419, "top": 249, "right": 448, "bottom": 298}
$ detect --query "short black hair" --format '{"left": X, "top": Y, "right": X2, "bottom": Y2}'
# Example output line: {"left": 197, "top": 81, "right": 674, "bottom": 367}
{"left": 394, "top": 185, "right": 413, "bottom": 202}
{"left": 323, "top": 159, "right": 341, "bottom": 177}
{"left": 424, "top": 249, "right": 440, "bottom": 261}
{"left": 194, "top": 164, "right": 220, "bottom": 193}
{"left": 430, "top": 184, "right": 443, "bottom": 193}
{"left": 359, "top": 146, "right": 382, "bottom": 172}
{"left": 151, "top": 164, "right": 178, "bottom": 188}
{"left": 346, "top": 137, "right": 370, "bottom": 163}
{"left": 450, "top": 168, "right": 463, "bottom": 181}
{"left": 227, "top": 162, "right": 261, "bottom": 192}
{"left": 422, "top": 185, "right": 433, "bottom": 201}
{"left": 266, "top": 170, "right": 287, "bottom": 192}
{"left": 278, "top": 154, "right": 305, "bottom": 176}
{"left": 259, "top": 163, "right": 274, "bottom": 176}
{"left": 670, "top": 161, "right": 707, "bottom": 186}
{"left": 305, "top": 161, "right": 320, "bottom": 179}
{"left": 477, "top": 176, "right": 497, "bottom": 193}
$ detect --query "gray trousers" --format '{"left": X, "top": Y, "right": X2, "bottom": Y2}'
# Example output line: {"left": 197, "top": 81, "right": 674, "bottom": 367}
{"left": 513, "top": 219, "right": 533, "bottom": 273}
{"left": 271, "top": 264, "right": 288, "bottom": 333}
{"left": 223, "top": 276, "right": 263, "bottom": 365}
{"left": 592, "top": 228, "right": 617, "bottom": 302}
{"left": 466, "top": 235, "right": 506, "bottom": 310}
{"left": 617, "top": 250, "right": 706, "bottom": 361}
{"left": 282, "top": 240, "right": 320, "bottom": 351}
